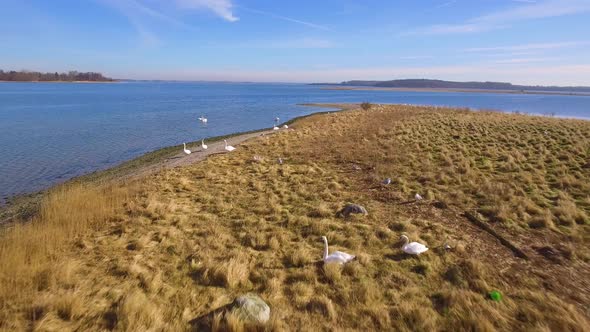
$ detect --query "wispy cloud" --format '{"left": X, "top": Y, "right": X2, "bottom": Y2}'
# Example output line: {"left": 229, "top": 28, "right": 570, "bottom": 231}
{"left": 241, "top": 7, "right": 331, "bottom": 31}
{"left": 493, "top": 57, "right": 561, "bottom": 64}
{"left": 204, "top": 38, "right": 335, "bottom": 49}
{"left": 176, "top": 0, "right": 238, "bottom": 22}
{"left": 399, "top": 55, "right": 434, "bottom": 60}
{"left": 267, "top": 38, "right": 335, "bottom": 49}
{"left": 408, "top": 0, "right": 590, "bottom": 35}
{"left": 99, "top": 0, "right": 241, "bottom": 45}
{"left": 465, "top": 41, "right": 590, "bottom": 52}
{"left": 99, "top": 0, "right": 201, "bottom": 46}
{"left": 435, "top": 0, "right": 458, "bottom": 9}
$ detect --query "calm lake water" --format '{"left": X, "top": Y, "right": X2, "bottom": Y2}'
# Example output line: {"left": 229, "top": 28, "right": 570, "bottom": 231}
{"left": 1, "top": 82, "right": 589, "bottom": 201}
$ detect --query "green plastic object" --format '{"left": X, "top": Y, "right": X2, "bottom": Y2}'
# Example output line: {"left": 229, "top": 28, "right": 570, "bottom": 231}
{"left": 489, "top": 290, "right": 502, "bottom": 302}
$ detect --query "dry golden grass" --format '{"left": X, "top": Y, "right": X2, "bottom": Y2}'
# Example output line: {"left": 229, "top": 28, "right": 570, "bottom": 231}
{"left": 1, "top": 104, "right": 589, "bottom": 331}
{"left": 0, "top": 182, "right": 136, "bottom": 330}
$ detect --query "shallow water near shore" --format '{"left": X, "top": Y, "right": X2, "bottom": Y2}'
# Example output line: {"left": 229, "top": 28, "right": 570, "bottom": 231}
{"left": 1, "top": 81, "right": 589, "bottom": 200}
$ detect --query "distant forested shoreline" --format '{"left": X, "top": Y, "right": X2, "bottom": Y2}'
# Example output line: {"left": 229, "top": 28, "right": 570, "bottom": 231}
{"left": 0, "top": 70, "right": 114, "bottom": 82}
{"left": 311, "top": 79, "right": 590, "bottom": 93}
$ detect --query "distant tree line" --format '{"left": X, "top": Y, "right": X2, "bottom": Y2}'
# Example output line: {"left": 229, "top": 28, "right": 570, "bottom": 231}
{"left": 333, "top": 79, "right": 590, "bottom": 93}
{"left": 0, "top": 69, "right": 114, "bottom": 82}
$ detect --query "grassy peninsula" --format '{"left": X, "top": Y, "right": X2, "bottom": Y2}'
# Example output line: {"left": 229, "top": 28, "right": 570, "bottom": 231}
{"left": 1, "top": 104, "right": 589, "bottom": 331}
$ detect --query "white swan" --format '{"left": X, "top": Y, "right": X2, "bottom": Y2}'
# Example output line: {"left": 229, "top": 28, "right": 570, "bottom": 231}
{"left": 224, "top": 139, "right": 235, "bottom": 152}
{"left": 201, "top": 139, "right": 208, "bottom": 150}
{"left": 282, "top": 124, "right": 289, "bottom": 129}
{"left": 273, "top": 125, "right": 279, "bottom": 130}
{"left": 322, "top": 236, "right": 355, "bottom": 264}
{"left": 183, "top": 143, "right": 191, "bottom": 155}
{"left": 400, "top": 235, "right": 428, "bottom": 255}
{"left": 415, "top": 193, "right": 423, "bottom": 201}
{"left": 198, "top": 116, "right": 208, "bottom": 123}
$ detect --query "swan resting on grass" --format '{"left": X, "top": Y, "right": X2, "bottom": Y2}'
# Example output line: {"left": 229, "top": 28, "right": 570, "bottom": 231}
{"left": 224, "top": 139, "right": 236, "bottom": 152}
{"left": 183, "top": 143, "right": 191, "bottom": 155}
{"left": 322, "top": 236, "right": 355, "bottom": 264}
{"left": 400, "top": 235, "right": 428, "bottom": 255}
{"left": 201, "top": 139, "right": 208, "bottom": 150}
{"left": 415, "top": 193, "right": 423, "bottom": 201}
{"left": 282, "top": 124, "right": 289, "bottom": 129}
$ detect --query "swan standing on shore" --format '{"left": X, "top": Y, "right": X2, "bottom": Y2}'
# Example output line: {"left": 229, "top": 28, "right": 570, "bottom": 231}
{"left": 183, "top": 143, "right": 191, "bottom": 155}
{"left": 399, "top": 235, "right": 428, "bottom": 255}
{"left": 201, "top": 139, "right": 208, "bottom": 150}
{"left": 322, "top": 236, "right": 355, "bottom": 264}
{"left": 224, "top": 139, "right": 235, "bottom": 152}
{"left": 198, "top": 116, "right": 208, "bottom": 123}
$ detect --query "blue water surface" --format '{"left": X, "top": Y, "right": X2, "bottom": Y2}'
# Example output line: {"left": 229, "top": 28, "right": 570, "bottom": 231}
{"left": 1, "top": 82, "right": 589, "bottom": 200}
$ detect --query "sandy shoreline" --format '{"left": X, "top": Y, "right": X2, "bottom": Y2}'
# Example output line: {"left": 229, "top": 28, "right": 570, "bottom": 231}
{"left": 322, "top": 85, "right": 590, "bottom": 97}
{"left": 0, "top": 106, "right": 347, "bottom": 225}
{"left": 0, "top": 129, "right": 281, "bottom": 225}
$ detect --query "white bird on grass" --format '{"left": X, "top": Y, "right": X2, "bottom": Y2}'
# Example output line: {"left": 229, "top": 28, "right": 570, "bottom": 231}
{"left": 198, "top": 116, "right": 208, "bottom": 123}
{"left": 183, "top": 143, "right": 191, "bottom": 155}
{"left": 273, "top": 124, "right": 280, "bottom": 130}
{"left": 400, "top": 235, "right": 428, "bottom": 255}
{"left": 322, "top": 236, "right": 355, "bottom": 264}
{"left": 282, "top": 124, "right": 289, "bottom": 129}
{"left": 224, "top": 139, "right": 235, "bottom": 152}
{"left": 201, "top": 139, "right": 208, "bottom": 150}
{"left": 415, "top": 193, "right": 423, "bottom": 201}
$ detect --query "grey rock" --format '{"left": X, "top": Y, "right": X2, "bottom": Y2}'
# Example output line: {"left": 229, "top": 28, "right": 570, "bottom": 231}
{"left": 337, "top": 203, "right": 368, "bottom": 218}
{"left": 231, "top": 293, "right": 270, "bottom": 324}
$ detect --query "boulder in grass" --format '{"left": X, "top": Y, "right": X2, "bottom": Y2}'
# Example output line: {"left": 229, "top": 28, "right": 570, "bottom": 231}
{"left": 337, "top": 203, "right": 368, "bottom": 218}
{"left": 189, "top": 293, "right": 270, "bottom": 330}
{"left": 231, "top": 293, "right": 270, "bottom": 324}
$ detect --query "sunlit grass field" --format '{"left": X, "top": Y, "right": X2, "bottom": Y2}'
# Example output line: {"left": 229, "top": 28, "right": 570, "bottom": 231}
{"left": 1, "top": 104, "right": 589, "bottom": 331}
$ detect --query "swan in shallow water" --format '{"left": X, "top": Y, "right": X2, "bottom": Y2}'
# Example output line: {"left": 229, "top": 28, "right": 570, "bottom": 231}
{"left": 322, "top": 236, "right": 355, "bottom": 264}
{"left": 198, "top": 116, "right": 208, "bottom": 123}
{"left": 201, "top": 139, "right": 208, "bottom": 150}
{"left": 415, "top": 193, "right": 423, "bottom": 201}
{"left": 183, "top": 143, "right": 191, "bottom": 155}
{"left": 224, "top": 139, "right": 235, "bottom": 152}
{"left": 400, "top": 235, "right": 428, "bottom": 255}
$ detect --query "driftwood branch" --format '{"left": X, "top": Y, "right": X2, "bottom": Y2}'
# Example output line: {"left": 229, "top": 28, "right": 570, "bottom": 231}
{"left": 463, "top": 211, "right": 529, "bottom": 260}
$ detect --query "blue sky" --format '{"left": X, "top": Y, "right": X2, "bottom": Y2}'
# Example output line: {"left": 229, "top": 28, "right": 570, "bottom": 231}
{"left": 1, "top": 0, "right": 590, "bottom": 85}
